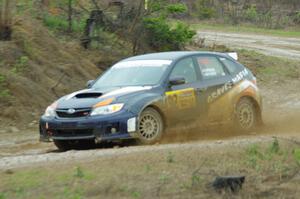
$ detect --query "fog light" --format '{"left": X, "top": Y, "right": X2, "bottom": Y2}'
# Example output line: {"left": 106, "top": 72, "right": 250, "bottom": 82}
{"left": 127, "top": 117, "right": 136, "bottom": 132}
{"left": 111, "top": 128, "right": 117, "bottom": 134}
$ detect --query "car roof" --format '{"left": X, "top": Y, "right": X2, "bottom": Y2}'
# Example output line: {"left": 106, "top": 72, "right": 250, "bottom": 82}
{"left": 121, "top": 51, "right": 230, "bottom": 62}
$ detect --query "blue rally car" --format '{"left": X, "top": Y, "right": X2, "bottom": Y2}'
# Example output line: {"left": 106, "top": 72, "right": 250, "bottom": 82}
{"left": 40, "top": 51, "right": 262, "bottom": 150}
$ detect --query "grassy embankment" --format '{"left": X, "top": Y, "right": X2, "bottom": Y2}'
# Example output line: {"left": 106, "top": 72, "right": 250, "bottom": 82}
{"left": 0, "top": 138, "right": 300, "bottom": 198}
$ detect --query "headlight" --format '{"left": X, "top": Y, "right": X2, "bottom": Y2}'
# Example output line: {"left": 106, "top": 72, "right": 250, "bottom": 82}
{"left": 44, "top": 102, "right": 57, "bottom": 117}
{"left": 90, "top": 103, "right": 124, "bottom": 116}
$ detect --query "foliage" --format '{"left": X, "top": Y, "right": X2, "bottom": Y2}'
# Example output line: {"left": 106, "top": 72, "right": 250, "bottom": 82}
{"left": 74, "top": 166, "right": 84, "bottom": 178}
{"left": 12, "top": 56, "right": 29, "bottom": 74}
{"left": 166, "top": 4, "right": 188, "bottom": 14}
{"left": 293, "top": 11, "right": 300, "bottom": 24}
{"left": 294, "top": 148, "right": 300, "bottom": 165}
{"left": 243, "top": 5, "right": 258, "bottom": 22}
{"left": 194, "top": 0, "right": 215, "bottom": 20}
{"left": 43, "top": 14, "right": 85, "bottom": 33}
{"left": 0, "top": 74, "right": 10, "bottom": 98}
{"left": 143, "top": 1, "right": 196, "bottom": 51}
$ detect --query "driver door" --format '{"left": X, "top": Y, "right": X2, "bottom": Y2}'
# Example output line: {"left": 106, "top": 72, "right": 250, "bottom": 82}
{"left": 165, "top": 57, "right": 200, "bottom": 123}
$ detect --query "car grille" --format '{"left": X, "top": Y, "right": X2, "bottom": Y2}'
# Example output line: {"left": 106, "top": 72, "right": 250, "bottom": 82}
{"left": 53, "top": 129, "right": 94, "bottom": 137}
{"left": 56, "top": 108, "right": 91, "bottom": 118}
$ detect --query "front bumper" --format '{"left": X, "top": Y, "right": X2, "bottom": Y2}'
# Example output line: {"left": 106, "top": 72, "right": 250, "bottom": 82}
{"left": 39, "top": 110, "right": 139, "bottom": 142}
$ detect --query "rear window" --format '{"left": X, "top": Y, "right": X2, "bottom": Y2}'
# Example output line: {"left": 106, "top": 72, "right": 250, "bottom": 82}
{"left": 196, "top": 56, "right": 226, "bottom": 80}
{"left": 219, "top": 57, "right": 243, "bottom": 74}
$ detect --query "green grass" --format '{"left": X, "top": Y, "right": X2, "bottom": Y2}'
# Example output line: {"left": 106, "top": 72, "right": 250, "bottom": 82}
{"left": 43, "top": 14, "right": 86, "bottom": 33}
{"left": 0, "top": 74, "right": 10, "bottom": 99}
{"left": 190, "top": 22, "right": 300, "bottom": 38}
{"left": 236, "top": 49, "right": 300, "bottom": 80}
{"left": 0, "top": 140, "right": 299, "bottom": 198}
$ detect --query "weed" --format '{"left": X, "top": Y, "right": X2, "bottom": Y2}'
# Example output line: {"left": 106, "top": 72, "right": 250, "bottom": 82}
{"left": 74, "top": 166, "right": 84, "bottom": 178}
{"left": 269, "top": 138, "right": 280, "bottom": 154}
{"left": 293, "top": 148, "right": 300, "bottom": 165}
{"left": 0, "top": 74, "right": 10, "bottom": 98}
{"left": 43, "top": 14, "right": 86, "bottom": 33}
{"left": 14, "top": 187, "right": 25, "bottom": 198}
{"left": 0, "top": 193, "right": 6, "bottom": 199}
{"left": 191, "top": 174, "right": 202, "bottom": 187}
{"left": 159, "top": 174, "right": 169, "bottom": 184}
{"left": 12, "top": 56, "right": 29, "bottom": 74}
{"left": 63, "top": 187, "right": 83, "bottom": 199}
{"left": 131, "top": 190, "right": 141, "bottom": 199}
{"left": 167, "top": 152, "right": 175, "bottom": 163}
{"left": 145, "top": 164, "right": 151, "bottom": 172}
{"left": 246, "top": 144, "right": 263, "bottom": 170}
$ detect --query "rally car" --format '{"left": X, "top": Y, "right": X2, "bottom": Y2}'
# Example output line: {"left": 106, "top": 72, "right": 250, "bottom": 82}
{"left": 40, "top": 51, "right": 262, "bottom": 150}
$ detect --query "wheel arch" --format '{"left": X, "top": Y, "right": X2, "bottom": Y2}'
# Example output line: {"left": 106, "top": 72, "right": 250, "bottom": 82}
{"left": 141, "top": 104, "right": 168, "bottom": 129}
{"left": 236, "top": 95, "right": 263, "bottom": 125}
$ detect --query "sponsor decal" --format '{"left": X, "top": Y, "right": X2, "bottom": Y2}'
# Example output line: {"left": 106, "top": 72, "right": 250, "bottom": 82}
{"left": 207, "top": 68, "right": 250, "bottom": 103}
{"left": 232, "top": 68, "right": 249, "bottom": 84}
{"left": 165, "top": 88, "right": 196, "bottom": 109}
{"left": 207, "top": 82, "right": 233, "bottom": 103}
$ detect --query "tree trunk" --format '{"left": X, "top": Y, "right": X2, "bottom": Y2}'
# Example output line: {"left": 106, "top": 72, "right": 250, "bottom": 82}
{"left": 67, "top": 0, "right": 73, "bottom": 32}
{"left": 0, "top": 0, "right": 15, "bottom": 40}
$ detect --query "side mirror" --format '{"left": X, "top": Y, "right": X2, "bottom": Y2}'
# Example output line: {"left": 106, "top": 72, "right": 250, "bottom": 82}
{"left": 86, "top": 80, "right": 95, "bottom": 88}
{"left": 169, "top": 77, "right": 186, "bottom": 86}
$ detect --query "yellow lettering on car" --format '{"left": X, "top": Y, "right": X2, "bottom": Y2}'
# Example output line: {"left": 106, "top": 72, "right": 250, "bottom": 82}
{"left": 165, "top": 88, "right": 196, "bottom": 109}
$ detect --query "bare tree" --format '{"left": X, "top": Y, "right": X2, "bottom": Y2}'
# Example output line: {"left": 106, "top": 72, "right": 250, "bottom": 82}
{"left": 67, "top": 0, "right": 73, "bottom": 32}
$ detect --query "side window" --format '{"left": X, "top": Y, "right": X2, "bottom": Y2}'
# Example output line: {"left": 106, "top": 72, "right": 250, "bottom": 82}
{"left": 196, "top": 56, "right": 226, "bottom": 80}
{"left": 170, "top": 58, "right": 197, "bottom": 84}
{"left": 219, "top": 57, "right": 242, "bottom": 74}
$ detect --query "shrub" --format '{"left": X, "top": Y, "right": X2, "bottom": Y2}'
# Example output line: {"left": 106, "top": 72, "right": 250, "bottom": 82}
{"left": 0, "top": 74, "right": 10, "bottom": 99}
{"left": 43, "top": 14, "right": 69, "bottom": 31}
{"left": 43, "top": 14, "right": 85, "bottom": 33}
{"left": 293, "top": 11, "right": 300, "bottom": 24}
{"left": 142, "top": 1, "right": 196, "bottom": 51}
{"left": 194, "top": 0, "right": 215, "bottom": 20}
{"left": 166, "top": 4, "right": 188, "bottom": 14}
{"left": 143, "top": 17, "right": 195, "bottom": 51}
{"left": 243, "top": 5, "right": 258, "bottom": 22}
{"left": 12, "top": 56, "right": 29, "bottom": 73}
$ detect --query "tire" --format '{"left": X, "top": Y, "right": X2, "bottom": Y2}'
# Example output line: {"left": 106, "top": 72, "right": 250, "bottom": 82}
{"left": 53, "top": 139, "right": 95, "bottom": 151}
{"left": 137, "top": 107, "right": 164, "bottom": 145}
{"left": 234, "top": 98, "right": 257, "bottom": 132}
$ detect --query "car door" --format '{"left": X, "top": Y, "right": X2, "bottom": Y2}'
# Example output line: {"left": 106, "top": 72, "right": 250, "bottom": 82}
{"left": 165, "top": 57, "right": 200, "bottom": 123}
{"left": 194, "top": 55, "right": 232, "bottom": 124}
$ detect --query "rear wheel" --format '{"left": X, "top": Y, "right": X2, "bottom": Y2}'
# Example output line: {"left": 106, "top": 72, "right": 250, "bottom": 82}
{"left": 53, "top": 140, "right": 95, "bottom": 151}
{"left": 234, "top": 98, "right": 257, "bottom": 132}
{"left": 137, "top": 108, "right": 164, "bottom": 145}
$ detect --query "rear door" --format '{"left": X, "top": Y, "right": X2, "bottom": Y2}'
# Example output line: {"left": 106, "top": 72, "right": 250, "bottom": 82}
{"left": 194, "top": 55, "right": 232, "bottom": 123}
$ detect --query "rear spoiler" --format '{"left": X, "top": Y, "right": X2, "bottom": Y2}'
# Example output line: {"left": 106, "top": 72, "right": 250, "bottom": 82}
{"left": 227, "top": 52, "right": 238, "bottom": 61}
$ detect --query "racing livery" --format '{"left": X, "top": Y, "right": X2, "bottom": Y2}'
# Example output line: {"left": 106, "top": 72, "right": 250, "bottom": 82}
{"left": 40, "top": 51, "right": 262, "bottom": 150}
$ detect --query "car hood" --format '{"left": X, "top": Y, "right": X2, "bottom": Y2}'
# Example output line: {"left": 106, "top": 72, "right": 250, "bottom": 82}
{"left": 56, "top": 86, "right": 153, "bottom": 109}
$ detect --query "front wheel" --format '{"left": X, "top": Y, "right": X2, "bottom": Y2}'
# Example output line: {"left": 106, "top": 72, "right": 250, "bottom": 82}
{"left": 137, "top": 108, "right": 164, "bottom": 145}
{"left": 234, "top": 98, "right": 257, "bottom": 132}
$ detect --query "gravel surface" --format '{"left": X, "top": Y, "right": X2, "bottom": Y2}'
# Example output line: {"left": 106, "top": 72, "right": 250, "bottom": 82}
{"left": 197, "top": 31, "right": 300, "bottom": 60}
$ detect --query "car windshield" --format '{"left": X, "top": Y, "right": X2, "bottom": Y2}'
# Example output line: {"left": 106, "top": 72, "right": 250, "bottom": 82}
{"left": 92, "top": 60, "right": 172, "bottom": 88}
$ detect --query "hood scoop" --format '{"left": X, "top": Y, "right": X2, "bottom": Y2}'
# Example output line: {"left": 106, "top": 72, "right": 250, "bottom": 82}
{"left": 75, "top": 92, "right": 102, "bottom": 99}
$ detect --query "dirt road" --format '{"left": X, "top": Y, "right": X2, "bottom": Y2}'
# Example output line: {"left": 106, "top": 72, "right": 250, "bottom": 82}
{"left": 1, "top": 79, "right": 300, "bottom": 170}
{"left": 197, "top": 31, "right": 300, "bottom": 60}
